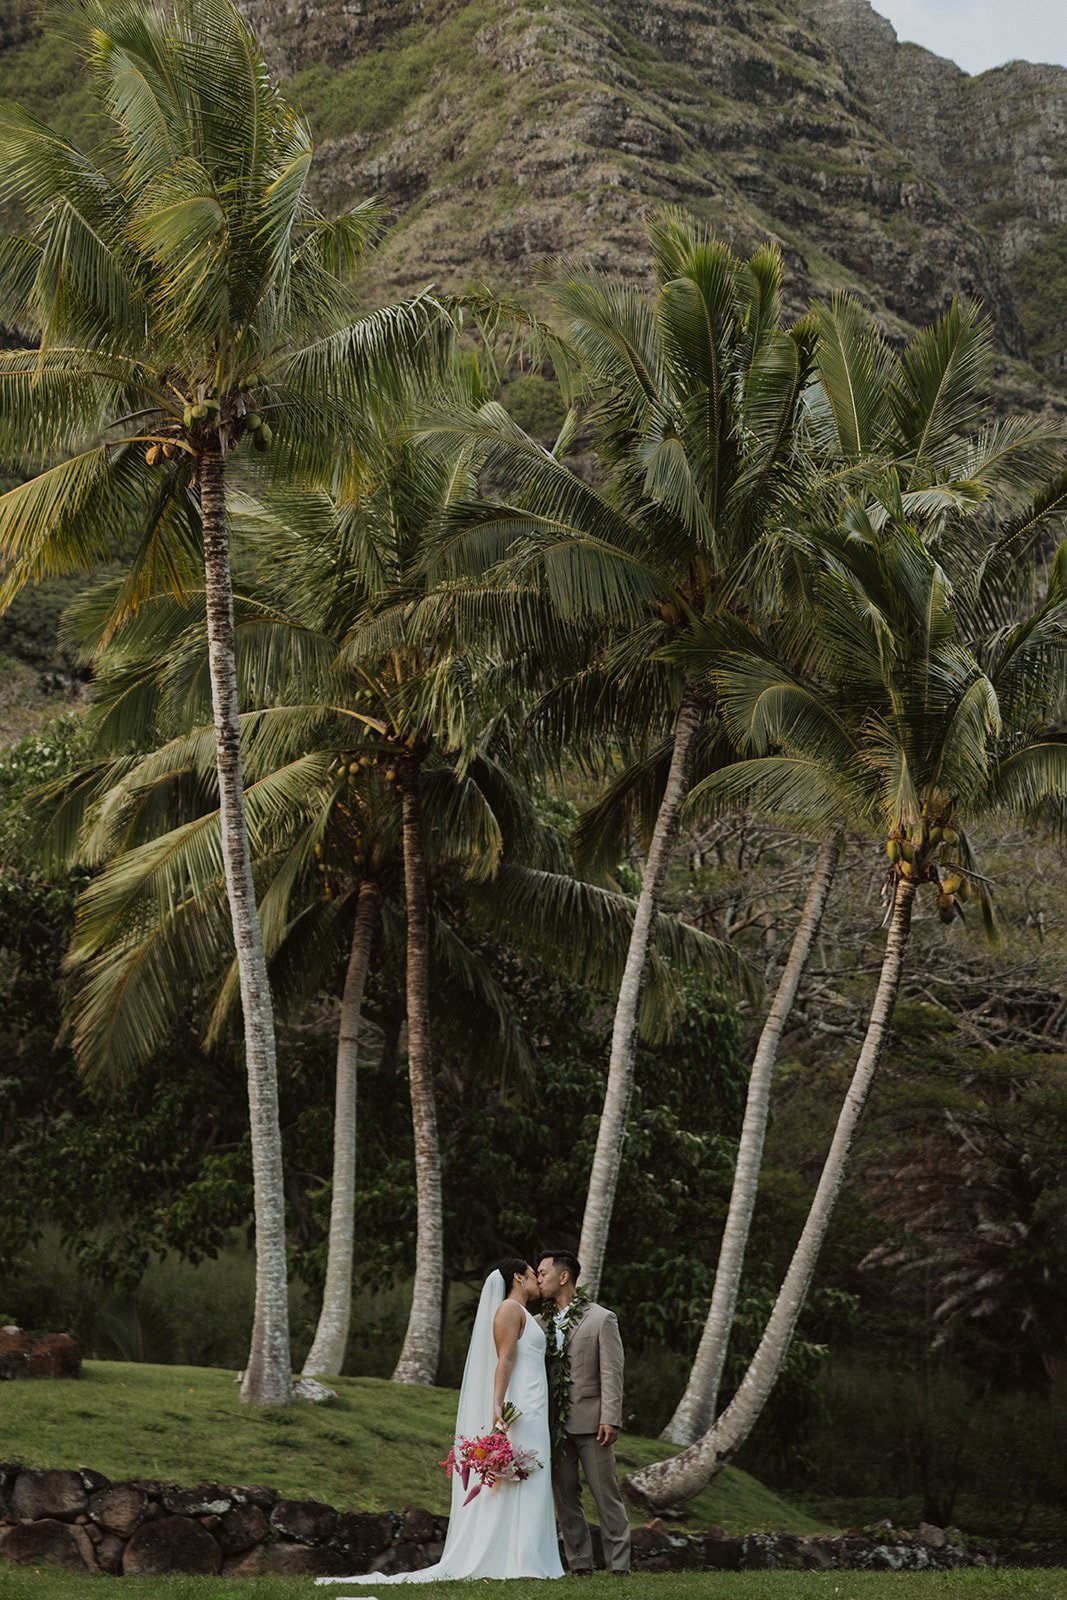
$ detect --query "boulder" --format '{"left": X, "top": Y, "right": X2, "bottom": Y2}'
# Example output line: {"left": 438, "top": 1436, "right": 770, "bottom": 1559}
{"left": 89, "top": 1484, "right": 147, "bottom": 1537}
{"left": 223, "top": 1544, "right": 268, "bottom": 1576}
{"left": 399, "top": 1506, "right": 436, "bottom": 1544}
{"left": 630, "top": 1521, "right": 697, "bottom": 1566}
{"left": 0, "top": 1518, "right": 98, "bottom": 1572}
{"left": 259, "top": 1540, "right": 352, "bottom": 1576}
{"left": 854, "top": 1543, "right": 910, "bottom": 1571}
{"left": 217, "top": 1501, "right": 270, "bottom": 1555}
{"left": 0, "top": 1328, "right": 81, "bottom": 1380}
{"left": 293, "top": 1376, "right": 339, "bottom": 1404}
{"left": 12, "top": 1469, "right": 88, "bottom": 1521}
{"left": 94, "top": 1533, "right": 126, "bottom": 1575}
{"left": 704, "top": 1534, "right": 745, "bottom": 1570}
{"left": 634, "top": 1553, "right": 674, "bottom": 1572}
{"left": 334, "top": 1510, "right": 396, "bottom": 1561}
{"left": 0, "top": 1348, "right": 28, "bottom": 1381}
{"left": 918, "top": 1522, "right": 948, "bottom": 1549}
{"left": 229, "top": 1484, "right": 278, "bottom": 1510}
{"left": 163, "top": 1485, "right": 233, "bottom": 1516}
{"left": 370, "top": 1548, "right": 406, "bottom": 1575}
{"left": 270, "top": 1496, "right": 338, "bottom": 1544}
{"left": 123, "top": 1514, "right": 221, "bottom": 1575}
{"left": 133, "top": 1479, "right": 169, "bottom": 1509}
{"left": 390, "top": 1542, "right": 436, "bottom": 1573}
{"left": 799, "top": 1537, "right": 838, "bottom": 1571}
{"left": 78, "top": 1468, "right": 110, "bottom": 1493}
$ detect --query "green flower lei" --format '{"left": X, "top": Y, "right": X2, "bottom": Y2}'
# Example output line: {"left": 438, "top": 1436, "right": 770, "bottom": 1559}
{"left": 543, "top": 1288, "right": 590, "bottom": 1459}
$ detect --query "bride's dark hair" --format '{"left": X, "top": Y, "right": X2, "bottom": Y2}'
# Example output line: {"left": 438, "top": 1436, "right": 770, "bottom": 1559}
{"left": 495, "top": 1257, "right": 531, "bottom": 1294}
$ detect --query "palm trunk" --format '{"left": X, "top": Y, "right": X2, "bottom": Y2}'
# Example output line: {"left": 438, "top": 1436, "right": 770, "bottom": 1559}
{"left": 628, "top": 873, "right": 916, "bottom": 1508}
{"left": 198, "top": 437, "right": 291, "bottom": 1407}
{"left": 392, "top": 755, "right": 444, "bottom": 1384}
{"left": 578, "top": 681, "right": 703, "bottom": 1303}
{"left": 303, "top": 879, "right": 381, "bottom": 1378}
{"left": 662, "top": 832, "right": 843, "bottom": 1446}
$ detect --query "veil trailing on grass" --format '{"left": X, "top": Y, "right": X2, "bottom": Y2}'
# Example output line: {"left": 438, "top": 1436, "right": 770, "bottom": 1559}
{"left": 316, "top": 1272, "right": 507, "bottom": 1587}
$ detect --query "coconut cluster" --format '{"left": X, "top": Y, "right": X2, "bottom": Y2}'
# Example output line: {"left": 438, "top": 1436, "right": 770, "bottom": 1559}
{"left": 141, "top": 391, "right": 273, "bottom": 465}
{"left": 886, "top": 821, "right": 971, "bottom": 923}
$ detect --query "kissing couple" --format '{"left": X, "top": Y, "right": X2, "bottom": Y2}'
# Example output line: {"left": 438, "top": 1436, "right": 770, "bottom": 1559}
{"left": 318, "top": 1251, "right": 631, "bottom": 1585}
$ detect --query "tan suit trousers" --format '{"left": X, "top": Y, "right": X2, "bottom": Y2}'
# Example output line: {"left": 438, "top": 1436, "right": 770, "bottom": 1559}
{"left": 552, "top": 1434, "right": 632, "bottom": 1573}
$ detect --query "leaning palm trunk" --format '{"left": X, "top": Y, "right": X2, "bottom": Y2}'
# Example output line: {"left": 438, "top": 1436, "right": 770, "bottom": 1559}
{"left": 392, "top": 756, "right": 445, "bottom": 1384}
{"left": 303, "top": 880, "right": 381, "bottom": 1377}
{"left": 629, "top": 874, "right": 916, "bottom": 1507}
{"left": 662, "top": 832, "right": 843, "bottom": 1445}
{"left": 199, "top": 441, "right": 291, "bottom": 1406}
{"left": 578, "top": 682, "right": 704, "bottom": 1302}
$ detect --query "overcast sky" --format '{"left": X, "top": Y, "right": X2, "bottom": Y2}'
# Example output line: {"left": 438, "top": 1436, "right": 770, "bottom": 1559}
{"left": 872, "top": 0, "right": 1067, "bottom": 74}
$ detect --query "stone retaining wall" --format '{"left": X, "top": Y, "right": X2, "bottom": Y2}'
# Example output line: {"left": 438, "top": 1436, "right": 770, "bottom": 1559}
{"left": 0, "top": 1329, "right": 81, "bottom": 1381}
{"left": 1, "top": 1464, "right": 1061, "bottom": 1576}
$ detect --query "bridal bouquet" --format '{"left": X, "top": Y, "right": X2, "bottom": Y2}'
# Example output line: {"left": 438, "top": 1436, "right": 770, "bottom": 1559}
{"left": 441, "top": 1403, "right": 543, "bottom": 1504}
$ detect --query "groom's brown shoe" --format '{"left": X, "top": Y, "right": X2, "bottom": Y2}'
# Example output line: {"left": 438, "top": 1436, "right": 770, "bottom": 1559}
{"left": 571, "top": 1570, "right": 594, "bottom": 1578}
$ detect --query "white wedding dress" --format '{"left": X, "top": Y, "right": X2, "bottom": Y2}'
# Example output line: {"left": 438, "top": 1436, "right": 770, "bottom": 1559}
{"left": 317, "top": 1275, "right": 564, "bottom": 1586}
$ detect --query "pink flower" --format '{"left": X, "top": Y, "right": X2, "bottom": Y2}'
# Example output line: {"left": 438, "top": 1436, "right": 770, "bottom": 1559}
{"left": 442, "top": 1422, "right": 542, "bottom": 1503}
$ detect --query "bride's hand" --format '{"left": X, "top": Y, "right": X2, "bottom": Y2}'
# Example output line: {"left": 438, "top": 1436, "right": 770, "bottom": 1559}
{"left": 493, "top": 1413, "right": 508, "bottom": 1432}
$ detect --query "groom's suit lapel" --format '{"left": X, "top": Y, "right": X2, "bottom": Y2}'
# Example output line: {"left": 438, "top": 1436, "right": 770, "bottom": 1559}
{"left": 563, "top": 1304, "right": 601, "bottom": 1382}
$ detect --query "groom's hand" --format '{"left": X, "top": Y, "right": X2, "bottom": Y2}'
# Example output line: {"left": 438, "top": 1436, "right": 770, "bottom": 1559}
{"left": 596, "top": 1424, "right": 618, "bottom": 1447}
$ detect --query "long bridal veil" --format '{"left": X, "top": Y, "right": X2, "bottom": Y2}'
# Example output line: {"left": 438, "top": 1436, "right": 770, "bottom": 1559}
{"left": 451, "top": 1270, "right": 505, "bottom": 1443}
{"left": 316, "top": 1273, "right": 505, "bottom": 1587}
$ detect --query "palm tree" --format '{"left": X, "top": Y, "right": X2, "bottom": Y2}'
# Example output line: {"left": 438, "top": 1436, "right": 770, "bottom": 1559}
{"left": 420, "top": 214, "right": 819, "bottom": 1299}
{"left": 658, "top": 292, "right": 1067, "bottom": 1446}
{"left": 303, "top": 422, "right": 747, "bottom": 1379}
{"left": 0, "top": 0, "right": 447, "bottom": 1402}
{"left": 43, "top": 477, "right": 743, "bottom": 1384}
{"left": 658, "top": 830, "right": 842, "bottom": 1445}
{"left": 626, "top": 503, "right": 1067, "bottom": 1507}
{"left": 298, "top": 880, "right": 379, "bottom": 1379}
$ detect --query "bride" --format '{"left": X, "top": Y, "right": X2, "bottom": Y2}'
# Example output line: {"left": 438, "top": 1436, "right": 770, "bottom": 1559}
{"left": 317, "top": 1259, "right": 564, "bottom": 1585}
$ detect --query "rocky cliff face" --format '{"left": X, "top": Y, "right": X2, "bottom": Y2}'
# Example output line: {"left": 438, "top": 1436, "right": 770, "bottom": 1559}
{"left": 4, "top": 0, "right": 1067, "bottom": 405}
{"left": 243, "top": 0, "right": 1067, "bottom": 402}
{"left": 810, "top": 0, "right": 1067, "bottom": 383}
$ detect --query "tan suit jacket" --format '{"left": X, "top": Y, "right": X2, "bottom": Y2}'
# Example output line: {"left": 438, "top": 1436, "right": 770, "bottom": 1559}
{"left": 551, "top": 1302, "right": 624, "bottom": 1435}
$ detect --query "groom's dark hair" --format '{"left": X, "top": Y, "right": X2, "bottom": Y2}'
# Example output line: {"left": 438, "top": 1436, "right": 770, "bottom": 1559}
{"left": 538, "top": 1250, "right": 581, "bottom": 1285}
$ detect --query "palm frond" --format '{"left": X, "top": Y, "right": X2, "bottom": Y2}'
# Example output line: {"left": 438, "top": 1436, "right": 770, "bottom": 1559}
{"left": 890, "top": 299, "right": 993, "bottom": 482}
{"left": 464, "top": 864, "right": 757, "bottom": 1032}
{"left": 0, "top": 444, "right": 164, "bottom": 604}
{"left": 810, "top": 293, "right": 894, "bottom": 459}
{"left": 686, "top": 754, "right": 854, "bottom": 830}
{"left": 985, "top": 739, "right": 1067, "bottom": 818}
{"left": 430, "top": 916, "right": 533, "bottom": 1085}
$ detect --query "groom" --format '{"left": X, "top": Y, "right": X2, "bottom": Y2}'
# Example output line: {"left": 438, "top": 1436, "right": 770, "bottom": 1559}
{"left": 537, "top": 1251, "right": 631, "bottom": 1577}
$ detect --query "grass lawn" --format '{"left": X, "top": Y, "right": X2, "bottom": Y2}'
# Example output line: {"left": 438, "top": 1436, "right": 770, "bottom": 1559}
{"left": 2, "top": 1572, "right": 1066, "bottom": 1599}
{"left": 0, "top": 1362, "right": 819, "bottom": 1536}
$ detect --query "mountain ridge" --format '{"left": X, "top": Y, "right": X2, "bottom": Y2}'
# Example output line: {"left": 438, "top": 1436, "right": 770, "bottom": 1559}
{"left": 2, "top": 0, "right": 1067, "bottom": 410}
{"left": 262, "top": 0, "right": 1067, "bottom": 405}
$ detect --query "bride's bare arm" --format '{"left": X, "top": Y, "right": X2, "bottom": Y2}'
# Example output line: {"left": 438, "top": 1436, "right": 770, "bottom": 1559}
{"left": 491, "top": 1300, "right": 524, "bottom": 1425}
